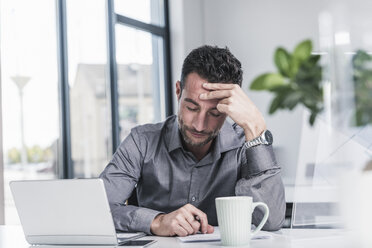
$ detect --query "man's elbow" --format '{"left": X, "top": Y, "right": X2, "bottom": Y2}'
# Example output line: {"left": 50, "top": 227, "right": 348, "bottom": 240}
{"left": 261, "top": 214, "right": 285, "bottom": 231}
{"left": 263, "top": 192, "right": 287, "bottom": 231}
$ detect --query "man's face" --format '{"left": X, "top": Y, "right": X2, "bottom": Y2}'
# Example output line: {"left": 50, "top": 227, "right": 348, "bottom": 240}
{"left": 176, "top": 72, "right": 227, "bottom": 148}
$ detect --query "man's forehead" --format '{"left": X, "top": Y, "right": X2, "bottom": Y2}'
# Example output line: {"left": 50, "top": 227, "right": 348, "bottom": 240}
{"left": 182, "top": 73, "right": 219, "bottom": 107}
{"left": 184, "top": 73, "right": 210, "bottom": 93}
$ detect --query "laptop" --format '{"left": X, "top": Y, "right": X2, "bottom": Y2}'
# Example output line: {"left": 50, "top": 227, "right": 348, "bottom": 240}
{"left": 10, "top": 178, "right": 148, "bottom": 245}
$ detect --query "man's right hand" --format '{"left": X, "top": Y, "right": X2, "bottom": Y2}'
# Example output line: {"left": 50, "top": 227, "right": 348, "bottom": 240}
{"left": 150, "top": 203, "right": 214, "bottom": 237}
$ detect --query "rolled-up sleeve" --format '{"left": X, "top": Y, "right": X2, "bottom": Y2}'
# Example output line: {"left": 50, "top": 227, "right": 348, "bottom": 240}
{"left": 99, "top": 129, "right": 163, "bottom": 234}
{"left": 235, "top": 145, "right": 286, "bottom": 231}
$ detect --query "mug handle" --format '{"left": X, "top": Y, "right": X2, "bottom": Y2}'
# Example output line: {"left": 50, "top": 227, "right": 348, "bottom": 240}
{"left": 251, "top": 202, "right": 269, "bottom": 236}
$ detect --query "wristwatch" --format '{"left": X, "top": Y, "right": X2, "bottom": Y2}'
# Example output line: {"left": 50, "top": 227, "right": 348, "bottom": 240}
{"left": 244, "top": 130, "right": 273, "bottom": 149}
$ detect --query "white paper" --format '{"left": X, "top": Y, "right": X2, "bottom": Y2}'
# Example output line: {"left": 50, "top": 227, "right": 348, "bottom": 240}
{"left": 176, "top": 227, "right": 272, "bottom": 243}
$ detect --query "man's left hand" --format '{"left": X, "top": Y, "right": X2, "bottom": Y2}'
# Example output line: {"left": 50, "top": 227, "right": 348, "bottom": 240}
{"left": 200, "top": 83, "right": 266, "bottom": 141}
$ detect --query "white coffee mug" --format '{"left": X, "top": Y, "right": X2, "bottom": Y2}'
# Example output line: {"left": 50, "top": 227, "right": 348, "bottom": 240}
{"left": 215, "top": 196, "right": 269, "bottom": 246}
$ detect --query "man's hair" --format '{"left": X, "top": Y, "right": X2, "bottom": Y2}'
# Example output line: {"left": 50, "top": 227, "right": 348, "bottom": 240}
{"left": 180, "top": 45, "right": 243, "bottom": 93}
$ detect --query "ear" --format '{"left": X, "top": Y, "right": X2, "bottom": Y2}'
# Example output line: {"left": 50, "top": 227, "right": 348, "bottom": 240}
{"left": 176, "top": 81, "right": 181, "bottom": 100}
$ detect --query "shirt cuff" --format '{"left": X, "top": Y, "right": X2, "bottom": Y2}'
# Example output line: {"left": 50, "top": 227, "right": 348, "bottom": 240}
{"left": 132, "top": 207, "right": 164, "bottom": 235}
{"left": 241, "top": 145, "right": 278, "bottom": 178}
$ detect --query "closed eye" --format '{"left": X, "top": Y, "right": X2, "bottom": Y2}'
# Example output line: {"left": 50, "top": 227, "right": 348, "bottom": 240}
{"left": 187, "top": 106, "right": 198, "bottom": 112}
{"left": 209, "top": 111, "right": 221, "bottom": 117}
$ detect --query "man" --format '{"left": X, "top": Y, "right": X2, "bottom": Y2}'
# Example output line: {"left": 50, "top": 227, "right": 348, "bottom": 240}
{"left": 100, "top": 45, "right": 286, "bottom": 237}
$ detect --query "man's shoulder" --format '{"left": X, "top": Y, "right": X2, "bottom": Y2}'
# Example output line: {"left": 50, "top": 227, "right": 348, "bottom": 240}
{"left": 131, "top": 115, "right": 176, "bottom": 137}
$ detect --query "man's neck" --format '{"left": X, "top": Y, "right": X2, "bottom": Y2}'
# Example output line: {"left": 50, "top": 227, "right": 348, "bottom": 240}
{"left": 185, "top": 140, "right": 213, "bottom": 161}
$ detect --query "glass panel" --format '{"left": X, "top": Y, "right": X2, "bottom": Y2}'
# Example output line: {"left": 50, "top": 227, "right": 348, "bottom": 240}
{"left": 0, "top": 0, "right": 59, "bottom": 224}
{"left": 115, "top": 24, "right": 166, "bottom": 141}
{"left": 292, "top": 0, "right": 372, "bottom": 229}
{"left": 66, "top": 0, "right": 112, "bottom": 178}
{"left": 114, "top": 0, "right": 165, "bottom": 27}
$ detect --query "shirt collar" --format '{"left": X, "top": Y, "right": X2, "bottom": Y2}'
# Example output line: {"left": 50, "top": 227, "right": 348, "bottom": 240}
{"left": 167, "top": 116, "right": 242, "bottom": 155}
{"left": 217, "top": 120, "right": 243, "bottom": 153}
{"left": 167, "top": 116, "right": 184, "bottom": 152}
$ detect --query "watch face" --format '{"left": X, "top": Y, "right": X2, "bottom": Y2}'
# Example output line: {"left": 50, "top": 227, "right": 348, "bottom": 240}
{"left": 264, "top": 130, "right": 273, "bottom": 145}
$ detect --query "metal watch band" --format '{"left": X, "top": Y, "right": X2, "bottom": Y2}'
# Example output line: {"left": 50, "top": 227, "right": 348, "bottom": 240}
{"left": 244, "top": 138, "right": 262, "bottom": 149}
{"left": 244, "top": 130, "right": 272, "bottom": 149}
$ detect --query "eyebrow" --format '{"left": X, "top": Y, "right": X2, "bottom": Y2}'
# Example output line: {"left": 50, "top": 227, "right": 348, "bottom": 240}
{"left": 185, "top": 98, "right": 200, "bottom": 106}
{"left": 184, "top": 98, "right": 218, "bottom": 111}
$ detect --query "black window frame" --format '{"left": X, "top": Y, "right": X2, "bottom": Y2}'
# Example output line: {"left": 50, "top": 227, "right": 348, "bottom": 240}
{"left": 56, "top": 0, "right": 173, "bottom": 179}
{"left": 107, "top": 0, "right": 173, "bottom": 153}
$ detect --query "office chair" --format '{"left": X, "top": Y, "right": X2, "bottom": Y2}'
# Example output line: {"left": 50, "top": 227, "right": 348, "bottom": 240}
{"left": 127, "top": 189, "right": 138, "bottom": 206}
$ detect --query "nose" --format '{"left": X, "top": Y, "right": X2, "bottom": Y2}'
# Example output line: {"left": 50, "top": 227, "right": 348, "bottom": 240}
{"left": 192, "top": 112, "right": 207, "bottom": 132}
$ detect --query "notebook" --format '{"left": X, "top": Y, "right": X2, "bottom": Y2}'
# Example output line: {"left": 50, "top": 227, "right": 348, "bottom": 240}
{"left": 177, "top": 227, "right": 272, "bottom": 242}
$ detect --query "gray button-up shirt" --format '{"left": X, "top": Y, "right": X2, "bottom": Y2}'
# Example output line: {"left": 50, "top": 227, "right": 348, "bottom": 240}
{"left": 100, "top": 115, "right": 285, "bottom": 234}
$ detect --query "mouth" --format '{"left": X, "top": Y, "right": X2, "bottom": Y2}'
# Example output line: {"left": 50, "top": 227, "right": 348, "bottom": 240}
{"left": 189, "top": 130, "right": 207, "bottom": 138}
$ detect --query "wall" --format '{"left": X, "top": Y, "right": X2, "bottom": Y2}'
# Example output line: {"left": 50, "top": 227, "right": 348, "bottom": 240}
{"left": 169, "top": 0, "right": 327, "bottom": 184}
{"left": 169, "top": 0, "right": 205, "bottom": 110}
{"left": 0, "top": 46, "right": 4, "bottom": 224}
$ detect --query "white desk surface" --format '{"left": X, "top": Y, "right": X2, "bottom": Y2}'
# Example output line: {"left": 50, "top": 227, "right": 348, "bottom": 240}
{"left": 0, "top": 225, "right": 354, "bottom": 248}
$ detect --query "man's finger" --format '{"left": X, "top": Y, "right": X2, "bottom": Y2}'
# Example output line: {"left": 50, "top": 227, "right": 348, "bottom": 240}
{"left": 199, "top": 90, "right": 231, "bottom": 100}
{"left": 174, "top": 225, "right": 189, "bottom": 237}
{"left": 184, "top": 213, "right": 201, "bottom": 234}
{"left": 202, "top": 82, "right": 236, "bottom": 90}
{"left": 207, "top": 225, "right": 214, "bottom": 234}
{"left": 216, "top": 103, "right": 230, "bottom": 114}
{"left": 177, "top": 217, "right": 195, "bottom": 235}
{"left": 184, "top": 204, "right": 209, "bottom": 234}
{"left": 181, "top": 206, "right": 202, "bottom": 233}
{"left": 218, "top": 97, "right": 233, "bottom": 105}
{"left": 188, "top": 218, "right": 201, "bottom": 234}
{"left": 191, "top": 220, "right": 201, "bottom": 234}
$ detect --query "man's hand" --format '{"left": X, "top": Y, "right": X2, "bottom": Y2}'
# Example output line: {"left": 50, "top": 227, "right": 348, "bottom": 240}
{"left": 150, "top": 204, "right": 214, "bottom": 237}
{"left": 200, "top": 83, "right": 266, "bottom": 141}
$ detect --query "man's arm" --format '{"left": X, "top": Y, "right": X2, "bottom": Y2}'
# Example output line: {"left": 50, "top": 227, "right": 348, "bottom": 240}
{"left": 101, "top": 128, "right": 214, "bottom": 236}
{"left": 200, "top": 83, "right": 286, "bottom": 230}
{"left": 99, "top": 129, "right": 163, "bottom": 234}
{"left": 235, "top": 145, "right": 285, "bottom": 231}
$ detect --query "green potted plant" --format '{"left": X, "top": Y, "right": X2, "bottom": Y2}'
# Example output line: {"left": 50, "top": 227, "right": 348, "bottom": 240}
{"left": 352, "top": 50, "right": 372, "bottom": 126}
{"left": 250, "top": 39, "right": 323, "bottom": 126}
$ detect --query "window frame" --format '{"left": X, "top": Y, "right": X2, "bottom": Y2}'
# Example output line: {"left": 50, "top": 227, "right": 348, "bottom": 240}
{"left": 56, "top": 0, "right": 73, "bottom": 179}
{"left": 55, "top": 0, "right": 173, "bottom": 179}
{"left": 106, "top": 0, "right": 173, "bottom": 151}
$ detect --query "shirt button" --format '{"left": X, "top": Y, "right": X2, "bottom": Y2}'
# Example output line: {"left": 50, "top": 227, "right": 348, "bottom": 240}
{"left": 191, "top": 196, "right": 196, "bottom": 202}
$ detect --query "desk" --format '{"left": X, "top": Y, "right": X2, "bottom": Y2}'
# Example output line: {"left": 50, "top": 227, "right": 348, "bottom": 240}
{"left": 0, "top": 225, "right": 354, "bottom": 248}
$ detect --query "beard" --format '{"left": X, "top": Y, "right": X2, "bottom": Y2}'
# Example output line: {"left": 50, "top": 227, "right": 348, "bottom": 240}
{"left": 178, "top": 115, "right": 220, "bottom": 148}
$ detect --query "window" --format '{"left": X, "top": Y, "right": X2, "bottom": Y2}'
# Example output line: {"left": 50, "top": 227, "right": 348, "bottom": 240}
{"left": 115, "top": 25, "right": 166, "bottom": 140}
{"left": 66, "top": 0, "right": 112, "bottom": 178}
{"left": 0, "top": 0, "right": 60, "bottom": 224}
{"left": 114, "top": 0, "right": 165, "bottom": 26}
{"left": 0, "top": 0, "right": 171, "bottom": 224}
{"left": 107, "top": 0, "right": 172, "bottom": 148}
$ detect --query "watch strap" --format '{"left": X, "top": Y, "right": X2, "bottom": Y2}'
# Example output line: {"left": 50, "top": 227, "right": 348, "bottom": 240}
{"left": 244, "top": 130, "right": 271, "bottom": 149}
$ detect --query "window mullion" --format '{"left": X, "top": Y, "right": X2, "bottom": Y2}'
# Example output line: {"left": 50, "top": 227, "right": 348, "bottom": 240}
{"left": 107, "top": 0, "right": 120, "bottom": 152}
{"left": 56, "top": 0, "right": 73, "bottom": 178}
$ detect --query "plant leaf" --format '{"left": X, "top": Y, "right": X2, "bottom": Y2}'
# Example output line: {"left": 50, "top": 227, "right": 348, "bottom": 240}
{"left": 289, "top": 58, "right": 301, "bottom": 79}
{"left": 250, "top": 73, "right": 286, "bottom": 90}
{"left": 274, "top": 48, "right": 291, "bottom": 77}
{"left": 282, "top": 91, "right": 302, "bottom": 110}
{"left": 309, "top": 112, "right": 317, "bottom": 126}
{"left": 269, "top": 84, "right": 292, "bottom": 93}
{"left": 307, "top": 54, "right": 321, "bottom": 66}
{"left": 269, "top": 94, "right": 285, "bottom": 114}
{"left": 293, "top": 39, "right": 312, "bottom": 62}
